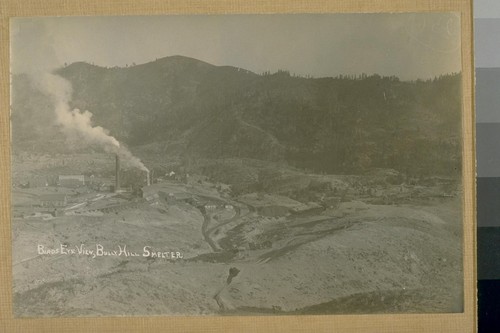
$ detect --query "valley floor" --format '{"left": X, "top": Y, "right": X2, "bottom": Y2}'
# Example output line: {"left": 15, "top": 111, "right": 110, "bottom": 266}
{"left": 11, "top": 174, "right": 463, "bottom": 316}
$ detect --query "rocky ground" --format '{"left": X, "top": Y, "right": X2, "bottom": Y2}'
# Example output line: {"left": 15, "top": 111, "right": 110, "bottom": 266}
{"left": 11, "top": 182, "right": 463, "bottom": 317}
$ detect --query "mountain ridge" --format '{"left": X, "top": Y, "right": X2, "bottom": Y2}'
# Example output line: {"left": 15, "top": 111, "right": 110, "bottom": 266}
{"left": 12, "top": 55, "right": 462, "bottom": 176}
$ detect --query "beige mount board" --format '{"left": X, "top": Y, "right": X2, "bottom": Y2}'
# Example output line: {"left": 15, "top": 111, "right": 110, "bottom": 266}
{"left": 0, "top": 0, "right": 475, "bottom": 332}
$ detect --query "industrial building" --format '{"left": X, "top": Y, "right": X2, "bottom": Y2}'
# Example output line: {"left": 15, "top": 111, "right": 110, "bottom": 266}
{"left": 39, "top": 193, "right": 67, "bottom": 207}
{"left": 58, "top": 175, "right": 85, "bottom": 188}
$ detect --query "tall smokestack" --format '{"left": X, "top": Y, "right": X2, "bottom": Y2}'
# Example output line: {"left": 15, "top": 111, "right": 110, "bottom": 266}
{"left": 146, "top": 170, "right": 151, "bottom": 186}
{"left": 115, "top": 154, "right": 120, "bottom": 192}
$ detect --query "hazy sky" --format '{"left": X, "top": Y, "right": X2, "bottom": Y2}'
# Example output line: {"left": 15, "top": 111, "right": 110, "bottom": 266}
{"left": 11, "top": 13, "right": 461, "bottom": 80}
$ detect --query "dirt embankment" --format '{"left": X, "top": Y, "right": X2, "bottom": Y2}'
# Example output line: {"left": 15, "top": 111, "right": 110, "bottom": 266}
{"left": 13, "top": 193, "right": 462, "bottom": 316}
{"left": 215, "top": 199, "right": 463, "bottom": 314}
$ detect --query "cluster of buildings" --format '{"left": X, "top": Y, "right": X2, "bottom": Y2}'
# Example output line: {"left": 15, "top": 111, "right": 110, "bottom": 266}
{"left": 141, "top": 184, "right": 229, "bottom": 213}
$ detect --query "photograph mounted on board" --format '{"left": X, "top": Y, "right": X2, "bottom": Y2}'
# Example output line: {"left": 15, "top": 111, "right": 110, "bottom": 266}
{"left": 10, "top": 13, "right": 464, "bottom": 317}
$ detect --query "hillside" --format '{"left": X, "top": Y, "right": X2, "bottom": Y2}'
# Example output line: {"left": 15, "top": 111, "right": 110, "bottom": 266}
{"left": 12, "top": 55, "right": 462, "bottom": 177}
{"left": 11, "top": 56, "right": 464, "bottom": 316}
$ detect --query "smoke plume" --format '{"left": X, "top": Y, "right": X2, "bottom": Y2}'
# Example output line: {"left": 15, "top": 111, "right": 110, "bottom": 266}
{"left": 37, "top": 72, "right": 149, "bottom": 172}
{"left": 12, "top": 19, "right": 149, "bottom": 172}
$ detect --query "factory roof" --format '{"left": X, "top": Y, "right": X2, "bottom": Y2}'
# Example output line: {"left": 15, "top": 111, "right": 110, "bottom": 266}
{"left": 39, "top": 193, "right": 67, "bottom": 202}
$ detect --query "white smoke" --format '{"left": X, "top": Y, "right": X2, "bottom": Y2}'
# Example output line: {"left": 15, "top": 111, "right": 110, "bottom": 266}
{"left": 39, "top": 73, "right": 120, "bottom": 148}
{"left": 12, "top": 18, "right": 149, "bottom": 172}
{"left": 37, "top": 72, "right": 149, "bottom": 172}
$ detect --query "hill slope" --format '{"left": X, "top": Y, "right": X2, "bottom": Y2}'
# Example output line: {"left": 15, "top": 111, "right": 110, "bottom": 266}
{"left": 12, "top": 55, "right": 462, "bottom": 176}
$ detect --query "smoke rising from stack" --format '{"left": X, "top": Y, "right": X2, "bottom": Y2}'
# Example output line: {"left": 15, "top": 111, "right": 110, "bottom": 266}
{"left": 12, "top": 23, "right": 143, "bottom": 178}
{"left": 35, "top": 71, "right": 149, "bottom": 172}
{"left": 12, "top": 21, "right": 149, "bottom": 173}
{"left": 38, "top": 73, "right": 121, "bottom": 149}
{"left": 115, "top": 154, "right": 121, "bottom": 192}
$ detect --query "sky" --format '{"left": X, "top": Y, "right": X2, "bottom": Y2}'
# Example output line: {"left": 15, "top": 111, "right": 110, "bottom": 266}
{"left": 11, "top": 13, "right": 461, "bottom": 80}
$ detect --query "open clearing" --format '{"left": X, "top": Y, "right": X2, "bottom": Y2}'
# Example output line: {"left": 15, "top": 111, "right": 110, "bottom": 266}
{"left": 12, "top": 155, "right": 463, "bottom": 316}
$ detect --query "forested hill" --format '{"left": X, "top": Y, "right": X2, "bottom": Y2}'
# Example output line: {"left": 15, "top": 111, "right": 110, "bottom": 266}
{"left": 12, "top": 55, "right": 462, "bottom": 177}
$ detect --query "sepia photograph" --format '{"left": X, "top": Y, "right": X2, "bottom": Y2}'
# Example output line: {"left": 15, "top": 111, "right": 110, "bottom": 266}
{"left": 9, "top": 13, "right": 464, "bottom": 317}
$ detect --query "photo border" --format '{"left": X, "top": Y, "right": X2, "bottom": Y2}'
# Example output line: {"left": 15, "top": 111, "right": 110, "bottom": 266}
{"left": 0, "top": 1, "right": 475, "bottom": 332}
